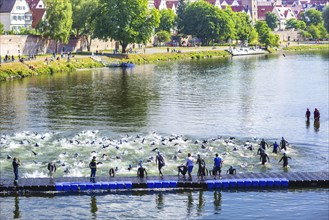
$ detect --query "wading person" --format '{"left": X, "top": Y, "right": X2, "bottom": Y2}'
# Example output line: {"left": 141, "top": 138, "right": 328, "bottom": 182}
{"left": 227, "top": 166, "right": 236, "bottom": 175}
{"left": 314, "top": 108, "right": 320, "bottom": 122}
{"left": 305, "top": 108, "right": 311, "bottom": 121}
{"left": 48, "top": 162, "right": 57, "bottom": 177}
{"left": 260, "top": 152, "right": 270, "bottom": 165}
{"left": 89, "top": 156, "right": 97, "bottom": 183}
{"left": 280, "top": 137, "right": 288, "bottom": 151}
{"left": 137, "top": 164, "right": 147, "bottom": 178}
{"left": 12, "top": 158, "right": 20, "bottom": 186}
{"left": 279, "top": 153, "right": 292, "bottom": 168}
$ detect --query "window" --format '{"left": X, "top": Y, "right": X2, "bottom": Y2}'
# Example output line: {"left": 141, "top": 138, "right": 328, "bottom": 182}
{"left": 16, "top": 6, "right": 20, "bottom": 10}
{"left": 13, "top": 16, "right": 17, "bottom": 20}
{"left": 23, "top": 6, "right": 25, "bottom": 10}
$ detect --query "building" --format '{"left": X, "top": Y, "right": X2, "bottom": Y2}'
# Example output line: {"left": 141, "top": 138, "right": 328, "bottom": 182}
{"left": 26, "top": 0, "right": 45, "bottom": 28}
{"left": 0, "top": 0, "right": 32, "bottom": 32}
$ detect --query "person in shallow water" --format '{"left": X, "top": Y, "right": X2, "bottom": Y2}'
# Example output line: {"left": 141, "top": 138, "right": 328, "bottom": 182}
{"left": 156, "top": 152, "right": 165, "bottom": 178}
{"left": 226, "top": 166, "right": 236, "bottom": 175}
{"left": 305, "top": 108, "right": 311, "bottom": 121}
{"left": 89, "top": 156, "right": 97, "bottom": 183}
{"left": 280, "top": 137, "right": 289, "bottom": 151}
{"left": 270, "top": 141, "right": 279, "bottom": 154}
{"left": 279, "top": 153, "right": 292, "bottom": 167}
{"left": 259, "top": 139, "right": 269, "bottom": 150}
{"left": 12, "top": 157, "right": 20, "bottom": 186}
{"left": 137, "top": 164, "right": 147, "bottom": 178}
{"left": 109, "top": 168, "right": 115, "bottom": 177}
{"left": 260, "top": 152, "right": 270, "bottom": 165}
{"left": 47, "top": 162, "right": 56, "bottom": 177}
{"left": 213, "top": 153, "right": 223, "bottom": 179}
{"left": 314, "top": 108, "right": 320, "bottom": 122}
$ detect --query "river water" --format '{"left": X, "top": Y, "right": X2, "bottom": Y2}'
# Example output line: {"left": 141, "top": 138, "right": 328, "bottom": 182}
{"left": 0, "top": 52, "right": 328, "bottom": 219}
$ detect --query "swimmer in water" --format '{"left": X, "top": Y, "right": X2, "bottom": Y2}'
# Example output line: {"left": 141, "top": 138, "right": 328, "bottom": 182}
{"left": 109, "top": 168, "right": 115, "bottom": 177}
{"left": 279, "top": 153, "right": 292, "bottom": 167}
{"left": 260, "top": 152, "right": 270, "bottom": 165}
{"left": 226, "top": 166, "right": 236, "bottom": 175}
{"left": 137, "top": 164, "right": 147, "bottom": 178}
{"left": 259, "top": 139, "right": 269, "bottom": 150}
{"left": 280, "top": 137, "right": 289, "bottom": 151}
{"left": 305, "top": 108, "right": 311, "bottom": 121}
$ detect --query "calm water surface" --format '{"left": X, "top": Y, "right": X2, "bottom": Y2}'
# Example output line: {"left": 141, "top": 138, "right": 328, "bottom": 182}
{"left": 0, "top": 52, "right": 328, "bottom": 219}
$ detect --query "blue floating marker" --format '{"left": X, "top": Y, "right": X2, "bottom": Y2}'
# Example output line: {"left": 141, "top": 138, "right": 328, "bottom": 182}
{"left": 124, "top": 182, "right": 132, "bottom": 189}
{"left": 86, "top": 183, "right": 94, "bottom": 190}
{"left": 169, "top": 181, "right": 177, "bottom": 188}
{"left": 78, "top": 183, "right": 87, "bottom": 191}
{"left": 273, "top": 178, "right": 282, "bottom": 187}
{"left": 244, "top": 179, "right": 252, "bottom": 187}
{"left": 63, "top": 184, "right": 71, "bottom": 191}
{"left": 206, "top": 180, "right": 215, "bottom": 189}
{"left": 155, "top": 181, "right": 163, "bottom": 188}
{"left": 109, "top": 182, "right": 117, "bottom": 190}
{"left": 266, "top": 178, "right": 274, "bottom": 187}
{"left": 251, "top": 179, "right": 259, "bottom": 187}
{"left": 236, "top": 179, "right": 245, "bottom": 188}
{"left": 280, "top": 178, "right": 289, "bottom": 187}
{"left": 71, "top": 184, "right": 79, "bottom": 191}
{"left": 259, "top": 179, "right": 267, "bottom": 187}
{"left": 101, "top": 182, "right": 110, "bottom": 190}
{"left": 55, "top": 183, "right": 63, "bottom": 191}
{"left": 162, "top": 181, "right": 170, "bottom": 188}
{"left": 229, "top": 180, "right": 237, "bottom": 188}
{"left": 214, "top": 180, "right": 222, "bottom": 189}
{"left": 147, "top": 181, "right": 155, "bottom": 188}
{"left": 117, "top": 182, "right": 125, "bottom": 189}
{"left": 221, "top": 180, "right": 230, "bottom": 189}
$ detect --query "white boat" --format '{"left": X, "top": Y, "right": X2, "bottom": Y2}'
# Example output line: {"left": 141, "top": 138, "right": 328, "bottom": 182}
{"left": 226, "top": 47, "right": 267, "bottom": 56}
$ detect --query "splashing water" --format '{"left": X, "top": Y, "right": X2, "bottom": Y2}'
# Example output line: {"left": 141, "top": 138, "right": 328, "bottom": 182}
{"left": 0, "top": 131, "right": 301, "bottom": 179}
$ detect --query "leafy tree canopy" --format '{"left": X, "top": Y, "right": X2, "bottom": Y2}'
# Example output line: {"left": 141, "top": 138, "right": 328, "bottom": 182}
{"left": 265, "top": 12, "right": 278, "bottom": 30}
{"left": 156, "top": 30, "right": 171, "bottom": 45}
{"left": 157, "top": 9, "right": 176, "bottom": 33}
{"left": 301, "top": 9, "right": 323, "bottom": 26}
{"left": 322, "top": 5, "right": 329, "bottom": 32}
{"left": 0, "top": 22, "right": 4, "bottom": 35}
{"left": 94, "top": 0, "right": 160, "bottom": 53}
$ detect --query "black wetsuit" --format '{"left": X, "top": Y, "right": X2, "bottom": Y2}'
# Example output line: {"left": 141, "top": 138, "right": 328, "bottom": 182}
{"left": 260, "top": 140, "right": 268, "bottom": 150}
{"left": 260, "top": 153, "right": 270, "bottom": 165}
{"left": 196, "top": 158, "right": 206, "bottom": 177}
{"left": 280, "top": 139, "right": 287, "bottom": 151}
{"left": 227, "top": 167, "right": 236, "bottom": 174}
{"left": 279, "top": 155, "right": 291, "bottom": 167}
{"left": 156, "top": 154, "right": 165, "bottom": 176}
{"left": 137, "top": 167, "right": 147, "bottom": 178}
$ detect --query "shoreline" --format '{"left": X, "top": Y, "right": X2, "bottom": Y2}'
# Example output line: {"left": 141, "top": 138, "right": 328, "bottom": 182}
{"left": 0, "top": 44, "right": 328, "bottom": 81}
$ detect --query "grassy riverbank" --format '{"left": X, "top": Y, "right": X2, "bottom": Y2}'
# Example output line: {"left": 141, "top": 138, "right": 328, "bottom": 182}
{"left": 0, "top": 57, "right": 104, "bottom": 81}
{"left": 1, "top": 43, "right": 328, "bottom": 81}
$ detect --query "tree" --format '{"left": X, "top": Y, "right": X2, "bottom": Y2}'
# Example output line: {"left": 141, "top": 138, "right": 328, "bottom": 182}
{"left": 235, "top": 12, "right": 257, "bottom": 43}
{"left": 0, "top": 22, "right": 4, "bottom": 35}
{"left": 156, "top": 31, "right": 171, "bottom": 46}
{"left": 43, "top": 0, "right": 73, "bottom": 53}
{"left": 94, "top": 0, "right": 160, "bottom": 53}
{"left": 286, "top": 18, "right": 306, "bottom": 30}
{"left": 307, "top": 25, "right": 321, "bottom": 39}
{"left": 71, "top": 0, "right": 97, "bottom": 51}
{"left": 255, "top": 21, "right": 279, "bottom": 47}
{"left": 157, "top": 9, "right": 176, "bottom": 33}
{"left": 176, "top": 0, "right": 188, "bottom": 34}
{"left": 265, "top": 12, "right": 278, "bottom": 30}
{"left": 323, "top": 5, "right": 329, "bottom": 32}
{"left": 301, "top": 9, "right": 323, "bottom": 26}
{"left": 182, "top": 1, "right": 235, "bottom": 45}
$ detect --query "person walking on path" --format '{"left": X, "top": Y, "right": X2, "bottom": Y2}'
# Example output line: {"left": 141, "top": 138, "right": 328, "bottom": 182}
{"left": 89, "top": 156, "right": 97, "bottom": 183}
{"left": 213, "top": 153, "right": 223, "bottom": 179}
{"left": 186, "top": 153, "right": 194, "bottom": 180}
{"left": 156, "top": 152, "right": 165, "bottom": 178}
{"left": 12, "top": 158, "right": 20, "bottom": 186}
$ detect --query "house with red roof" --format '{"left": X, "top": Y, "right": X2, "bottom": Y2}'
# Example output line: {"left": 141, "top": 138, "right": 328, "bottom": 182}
{"left": 25, "top": 0, "right": 45, "bottom": 28}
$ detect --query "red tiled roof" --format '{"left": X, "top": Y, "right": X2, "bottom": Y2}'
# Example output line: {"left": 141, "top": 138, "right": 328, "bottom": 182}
{"left": 257, "top": 5, "right": 274, "bottom": 20}
{"left": 31, "top": 8, "right": 45, "bottom": 28}
{"left": 26, "top": 0, "right": 40, "bottom": 9}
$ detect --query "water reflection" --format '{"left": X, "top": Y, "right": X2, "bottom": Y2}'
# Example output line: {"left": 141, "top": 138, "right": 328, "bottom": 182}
{"left": 214, "top": 191, "right": 222, "bottom": 214}
{"left": 13, "top": 195, "right": 21, "bottom": 219}
{"left": 187, "top": 191, "right": 194, "bottom": 217}
{"left": 197, "top": 191, "right": 205, "bottom": 216}
{"left": 90, "top": 195, "right": 98, "bottom": 219}
{"left": 314, "top": 121, "right": 320, "bottom": 132}
{"left": 155, "top": 193, "right": 164, "bottom": 210}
